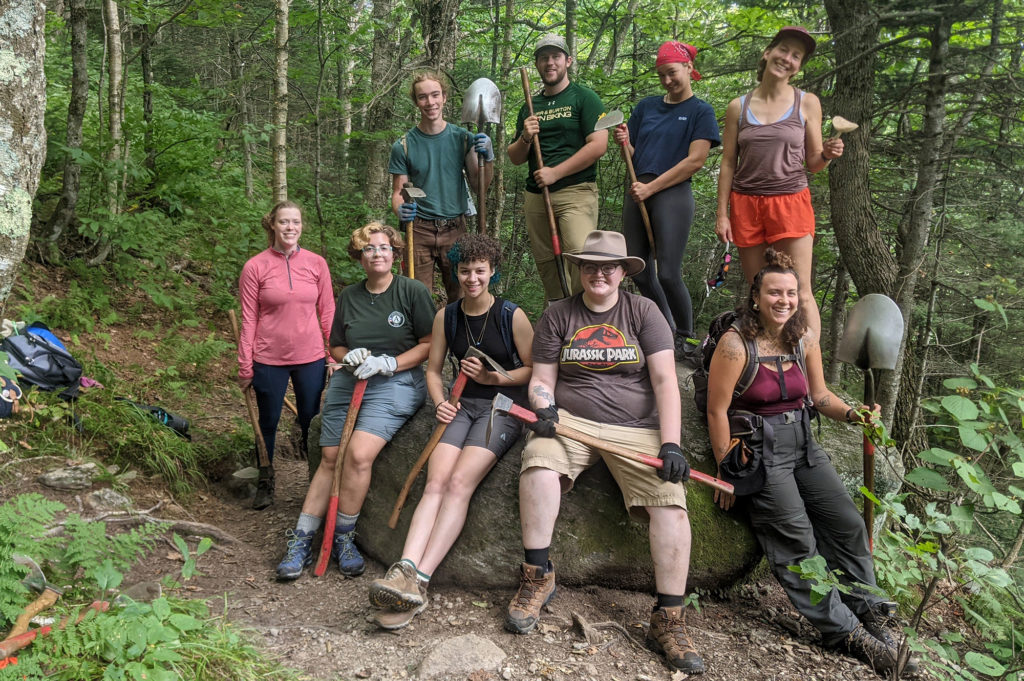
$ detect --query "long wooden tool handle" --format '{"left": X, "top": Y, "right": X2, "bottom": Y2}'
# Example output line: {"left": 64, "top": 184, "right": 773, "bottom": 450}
{"left": 406, "top": 220, "right": 415, "bottom": 278}
{"left": 229, "top": 309, "right": 297, "bottom": 416}
{"left": 229, "top": 310, "right": 271, "bottom": 468}
{"left": 315, "top": 378, "right": 368, "bottom": 576}
{"left": 621, "top": 147, "right": 656, "bottom": 262}
{"left": 0, "top": 600, "right": 108, "bottom": 658}
{"left": 3, "top": 589, "right": 59, "bottom": 641}
{"left": 388, "top": 373, "right": 469, "bottom": 529}
{"left": 506, "top": 402, "right": 734, "bottom": 495}
{"left": 863, "top": 437, "right": 876, "bottom": 552}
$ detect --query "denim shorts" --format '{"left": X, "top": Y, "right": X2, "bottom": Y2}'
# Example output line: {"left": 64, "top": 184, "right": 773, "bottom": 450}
{"left": 319, "top": 368, "right": 426, "bottom": 446}
{"left": 437, "top": 395, "right": 523, "bottom": 458}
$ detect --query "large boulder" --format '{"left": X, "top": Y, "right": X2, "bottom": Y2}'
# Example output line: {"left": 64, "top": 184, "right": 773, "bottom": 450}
{"left": 308, "top": 365, "right": 902, "bottom": 592}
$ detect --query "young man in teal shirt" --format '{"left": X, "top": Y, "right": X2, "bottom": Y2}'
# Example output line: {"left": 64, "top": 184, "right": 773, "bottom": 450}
{"left": 390, "top": 72, "right": 494, "bottom": 302}
{"left": 508, "top": 34, "right": 608, "bottom": 302}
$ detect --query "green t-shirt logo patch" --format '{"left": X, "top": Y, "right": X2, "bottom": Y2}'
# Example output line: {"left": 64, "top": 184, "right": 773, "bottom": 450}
{"left": 388, "top": 311, "right": 405, "bottom": 328}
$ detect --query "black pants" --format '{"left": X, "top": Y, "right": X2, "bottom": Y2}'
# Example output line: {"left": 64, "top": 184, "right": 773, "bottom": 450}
{"left": 251, "top": 358, "right": 326, "bottom": 464}
{"left": 747, "top": 416, "right": 887, "bottom": 645}
{"left": 622, "top": 177, "right": 695, "bottom": 337}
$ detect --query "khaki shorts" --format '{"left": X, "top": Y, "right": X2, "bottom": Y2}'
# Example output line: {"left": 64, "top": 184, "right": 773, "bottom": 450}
{"left": 520, "top": 410, "right": 687, "bottom": 521}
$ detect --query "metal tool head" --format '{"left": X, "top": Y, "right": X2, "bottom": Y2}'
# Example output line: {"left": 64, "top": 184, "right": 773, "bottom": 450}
{"left": 465, "top": 346, "right": 513, "bottom": 381}
{"left": 836, "top": 294, "right": 904, "bottom": 371}
{"left": 486, "top": 393, "right": 516, "bottom": 442}
{"left": 13, "top": 554, "right": 61, "bottom": 595}
{"left": 593, "top": 109, "right": 625, "bottom": 132}
{"left": 401, "top": 182, "right": 426, "bottom": 202}
{"left": 830, "top": 115, "right": 859, "bottom": 136}
{"left": 461, "top": 78, "right": 502, "bottom": 127}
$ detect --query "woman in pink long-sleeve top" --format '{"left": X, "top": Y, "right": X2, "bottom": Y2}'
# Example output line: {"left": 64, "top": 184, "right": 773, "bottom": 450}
{"left": 238, "top": 200, "right": 335, "bottom": 510}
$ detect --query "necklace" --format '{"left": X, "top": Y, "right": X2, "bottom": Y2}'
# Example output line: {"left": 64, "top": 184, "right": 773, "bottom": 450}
{"left": 463, "top": 296, "right": 493, "bottom": 348}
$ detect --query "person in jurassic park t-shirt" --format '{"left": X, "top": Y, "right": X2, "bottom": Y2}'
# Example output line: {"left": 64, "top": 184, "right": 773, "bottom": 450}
{"left": 503, "top": 230, "right": 706, "bottom": 675}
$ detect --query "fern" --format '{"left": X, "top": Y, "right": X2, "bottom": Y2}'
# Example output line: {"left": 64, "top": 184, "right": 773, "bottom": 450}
{"left": 0, "top": 494, "right": 65, "bottom": 625}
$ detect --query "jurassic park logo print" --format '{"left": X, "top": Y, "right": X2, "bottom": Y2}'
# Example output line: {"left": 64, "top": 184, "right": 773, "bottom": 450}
{"left": 559, "top": 324, "right": 640, "bottom": 371}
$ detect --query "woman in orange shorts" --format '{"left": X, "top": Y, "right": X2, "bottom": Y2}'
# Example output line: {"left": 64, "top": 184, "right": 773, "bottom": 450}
{"left": 715, "top": 26, "right": 844, "bottom": 339}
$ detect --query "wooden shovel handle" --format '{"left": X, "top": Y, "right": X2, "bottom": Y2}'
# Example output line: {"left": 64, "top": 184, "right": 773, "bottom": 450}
{"left": 314, "top": 377, "right": 368, "bottom": 576}
{"left": 388, "top": 372, "right": 469, "bottom": 529}
{"left": 620, "top": 146, "right": 656, "bottom": 261}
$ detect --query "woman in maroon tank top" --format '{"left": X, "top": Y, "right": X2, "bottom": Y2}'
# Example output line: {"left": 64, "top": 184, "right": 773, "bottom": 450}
{"left": 704, "top": 249, "right": 920, "bottom": 675}
{"left": 715, "top": 26, "right": 845, "bottom": 341}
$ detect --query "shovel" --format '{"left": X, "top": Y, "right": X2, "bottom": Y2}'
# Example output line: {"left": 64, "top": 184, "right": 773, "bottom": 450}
{"left": 836, "top": 293, "right": 904, "bottom": 551}
{"left": 461, "top": 78, "right": 502, "bottom": 233}
{"left": 596, "top": 109, "right": 657, "bottom": 274}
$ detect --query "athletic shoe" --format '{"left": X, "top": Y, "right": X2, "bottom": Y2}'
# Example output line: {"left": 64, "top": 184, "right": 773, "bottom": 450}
{"left": 372, "top": 582, "right": 429, "bottom": 631}
{"left": 369, "top": 561, "right": 424, "bottom": 611}
{"left": 505, "top": 561, "right": 556, "bottom": 634}
{"left": 647, "top": 605, "right": 706, "bottom": 674}
{"left": 674, "top": 335, "right": 702, "bottom": 368}
{"left": 332, "top": 528, "right": 365, "bottom": 577}
{"left": 275, "top": 529, "right": 314, "bottom": 580}
{"left": 843, "top": 623, "right": 897, "bottom": 675}
{"left": 252, "top": 466, "right": 275, "bottom": 510}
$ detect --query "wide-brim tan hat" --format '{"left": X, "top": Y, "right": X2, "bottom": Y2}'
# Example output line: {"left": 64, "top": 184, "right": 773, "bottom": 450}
{"left": 564, "top": 231, "right": 645, "bottom": 277}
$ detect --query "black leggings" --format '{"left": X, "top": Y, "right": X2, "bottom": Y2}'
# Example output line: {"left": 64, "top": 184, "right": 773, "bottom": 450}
{"left": 251, "top": 358, "right": 326, "bottom": 463}
{"left": 622, "top": 177, "right": 695, "bottom": 337}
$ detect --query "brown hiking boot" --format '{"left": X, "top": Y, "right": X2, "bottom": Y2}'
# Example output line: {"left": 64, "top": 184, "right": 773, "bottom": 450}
{"left": 372, "top": 581, "right": 428, "bottom": 631}
{"left": 647, "top": 606, "right": 706, "bottom": 674}
{"left": 843, "top": 623, "right": 897, "bottom": 675}
{"left": 369, "top": 561, "right": 424, "bottom": 612}
{"left": 861, "top": 602, "right": 920, "bottom": 676}
{"left": 505, "top": 561, "right": 556, "bottom": 634}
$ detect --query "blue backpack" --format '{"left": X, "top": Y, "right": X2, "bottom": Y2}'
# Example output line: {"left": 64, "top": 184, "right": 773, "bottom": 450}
{"left": 1, "top": 323, "right": 82, "bottom": 399}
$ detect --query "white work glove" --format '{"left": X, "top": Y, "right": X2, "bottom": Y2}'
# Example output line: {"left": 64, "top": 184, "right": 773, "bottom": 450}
{"left": 342, "top": 347, "right": 371, "bottom": 368}
{"left": 353, "top": 354, "right": 397, "bottom": 379}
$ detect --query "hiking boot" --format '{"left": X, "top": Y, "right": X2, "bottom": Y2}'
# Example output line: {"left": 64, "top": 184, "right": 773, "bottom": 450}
{"left": 275, "top": 529, "right": 314, "bottom": 580}
{"left": 842, "top": 623, "right": 897, "bottom": 675}
{"left": 372, "top": 582, "right": 429, "bottom": 631}
{"left": 332, "top": 528, "right": 365, "bottom": 577}
{"left": 674, "top": 335, "right": 702, "bottom": 368}
{"left": 369, "top": 561, "right": 424, "bottom": 611}
{"left": 505, "top": 561, "right": 556, "bottom": 634}
{"left": 647, "top": 605, "right": 706, "bottom": 674}
{"left": 861, "top": 601, "right": 920, "bottom": 675}
{"left": 252, "top": 466, "right": 275, "bottom": 510}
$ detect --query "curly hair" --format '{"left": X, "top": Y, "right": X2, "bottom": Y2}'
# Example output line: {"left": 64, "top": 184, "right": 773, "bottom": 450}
{"left": 347, "top": 221, "right": 405, "bottom": 262}
{"left": 448, "top": 234, "right": 502, "bottom": 285}
{"left": 734, "top": 248, "right": 807, "bottom": 347}
{"left": 261, "top": 201, "right": 302, "bottom": 248}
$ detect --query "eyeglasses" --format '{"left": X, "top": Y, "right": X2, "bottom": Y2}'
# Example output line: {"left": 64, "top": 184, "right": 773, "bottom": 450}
{"left": 580, "top": 263, "right": 622, "bottom": 276}
{"left": 361, "top": 244, "right": 393, "bottom": 255}
{"left": 705, "top": 244, "right": 732, "bottom": 295}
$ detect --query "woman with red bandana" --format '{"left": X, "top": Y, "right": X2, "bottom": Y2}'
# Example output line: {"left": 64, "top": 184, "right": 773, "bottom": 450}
{"left": 614, "top": 40, "right": 720, "bottom": 364}
{"left": 715, "top": 26, "right": 843, "bottom": 340}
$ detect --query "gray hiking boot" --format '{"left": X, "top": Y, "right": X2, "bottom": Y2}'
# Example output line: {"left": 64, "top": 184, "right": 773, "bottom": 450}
{"left": 843, "top": 623, "right": 897, "bottom": 675}
{"left": 647, "top": 606, "right": 706, "bottom": 674}
{"left": 252, "top": 466, "right": 275, "bottom": 510}
{"left": 861, "top": 601, "right": 919, "bottom": 675}
{"left": 332, "top": 527, "right": 365, "bottom": 577}
{"left": 369, "top": 561, "right": 424, "bottom": 611}
{"left": 505, "top": 561, "right": 556, "bottom": 634}
{"left": 275, "top": 529, "right": 314, "bottom": 580}
{"left": 372, "top": 581, "right": 429, "bottom": 631}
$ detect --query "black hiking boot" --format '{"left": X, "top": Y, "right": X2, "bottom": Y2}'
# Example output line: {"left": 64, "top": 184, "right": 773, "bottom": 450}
{"left": 842, "top": 623, "right": 897, "bottom": 676}
{"left": 252, "top": 466, "right": 275, "bottom": 510}
{"left": 861, "top": 601, "right": 919, "bottom": 675}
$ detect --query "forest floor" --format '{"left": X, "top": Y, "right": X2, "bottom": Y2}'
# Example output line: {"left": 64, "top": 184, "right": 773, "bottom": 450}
{"left": 3, "top": 310, "right": 945, "bottom": 680}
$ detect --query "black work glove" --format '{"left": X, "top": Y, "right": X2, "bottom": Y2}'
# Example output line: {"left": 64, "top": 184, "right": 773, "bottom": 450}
{"left": 658, "top": 443, "right": 690, "bottom": 484}
{"left": 528, "top": 406, "right": 559, "bottom": 438}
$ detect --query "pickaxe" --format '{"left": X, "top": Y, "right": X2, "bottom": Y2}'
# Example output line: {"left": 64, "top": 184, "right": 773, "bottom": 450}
{"left": 388, "top": 347, "right": 512, "bottom": 528}
{"left": 401, "top": 183, "right": 426, "bottom": 280}
{"left": 4, "top": 555, "right": 63, "bottom": 641}
{"left": 229, "top": 309, "right": 271, "bottom": 471}
{"left": 488, "top": 393, "right": 734, "bottom": 495}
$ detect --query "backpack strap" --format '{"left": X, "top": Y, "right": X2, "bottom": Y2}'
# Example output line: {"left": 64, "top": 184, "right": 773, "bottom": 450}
{"left": 443, "top": 300, "right": 460, "bottom": 378}
{"left": 498, "top": 298, "right": 523, "bottom": 369}
{"left": 730, "top": 324, "right": 760, "bottom": 400}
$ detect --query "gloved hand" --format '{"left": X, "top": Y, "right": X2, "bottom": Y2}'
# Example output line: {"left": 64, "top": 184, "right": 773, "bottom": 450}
{"left": 399, "top": 202, "right": 417, "bottom": 222}
{"left": 473, "top": 133, "right": 495, "bottom": 161}
{"left": 353, "top": 354, "right": 397, "bottom": 379}
{"left": 658, "top": 443, "right": 690, "bottom": 484}
{"left": 342, "top": 347, "right": 370, "bottom": 368}
{"left": 528, "top": 406, "right": 559, "bottom": 438}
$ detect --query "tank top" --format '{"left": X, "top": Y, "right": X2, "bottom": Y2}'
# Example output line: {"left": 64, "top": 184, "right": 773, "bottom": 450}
{"left": 732, "top": 362, "right": 808, "bottom": 416}
{"left": 732, "top": 87, "right": 808, "bottom": 196}
{"left": 448, "top": 296, "right": 526, "bottom": 402}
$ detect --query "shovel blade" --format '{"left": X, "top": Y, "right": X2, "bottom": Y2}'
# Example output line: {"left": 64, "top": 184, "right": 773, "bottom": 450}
{"left": 593, "top": 109, "right": 625, "bottom": 131}
{"left": 461, "top": 78, "right": 502, "bottom": 126}
{"left": 836, "top": 294, "right": 904, "bottom": 370}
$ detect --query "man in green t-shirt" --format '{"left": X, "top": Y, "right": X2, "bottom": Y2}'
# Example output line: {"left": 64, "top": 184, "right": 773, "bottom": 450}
{"left": 508, "top": 34, "right": 608, "bottom": 302}
{"left": 390, "top": 71, "right": 495, "bottom": 302}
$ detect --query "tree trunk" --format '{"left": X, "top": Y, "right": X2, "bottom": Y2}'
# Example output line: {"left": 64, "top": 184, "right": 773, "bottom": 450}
{"left": 489, "top": 0, "right": 514, "bottom": 239}
{"left": 419, "top": 0, "right": 460, "bottom": 71}
{"left": 45, "top": 0, "right": 87, "bottom": 252}
{"left": 229, "top": 30, "right": 254, "bottom": 202}
{"left": 890, "top": 15, "right": 951, "bottom": 442}
{"left": 565, "top": 0, "right": 576, "bottom": 76}
{"left": 359, "top": 0, "right": 399, "bottom": 210}
{"left": 825, "top": 264, "right": 849, "bottom": 385}
{"left": 90, "top": 0, "right": 122, "bottom": 266}
{"left": 601, "top": 0, "right": 639, "bottom": 75}
{"left": 0, "top": 0, "right": 46, "bottom": 313}
{"left": 272, "top": 0, "right": 290, "bottom": 203}
{"left": 141, "top": 16, "right": 155, "bottom": 172}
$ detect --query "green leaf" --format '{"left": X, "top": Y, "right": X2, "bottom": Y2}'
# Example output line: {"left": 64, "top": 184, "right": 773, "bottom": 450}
{"left": 1013, "top": 462, "right": 1024, "bottom": 477}
{"left": 973, "top": 298, "right": 996, "bottom": 311}
{"left": 962, "top": 547, "right": 994, "bottom": 562}
{"left": 942, "top": 395, "right": 979, "bottom": 421}
{"left": 172, "top": 533, "right": 188, "bottom": 558}
{"left": 965, "top": 651, "right": 1005, "bottom": 675}
{"left": 195, "top": 536, "right": 213, "bottom": 557}
{"left": 943, "top": 377, "right": 978, "bottom": 390}
{"left": 168, "top": 613, "right": 203, "bottom": 631}
{"left": 919, "top": 448, "right": 957, "bottom": 466}
{"left": 990, "top": 491, "right": 1021, "bottom": 514}
{"left": 905, "top": 467, "right": 953, "bottom": 492}
{"left": 950, "top": 504, "right": 975, "bottom": 533}
{"left": 959, "top": 425, "right": 989, "bottom": 451}
{"left": 151, "top": 597, "right": 171, "bottom": 621}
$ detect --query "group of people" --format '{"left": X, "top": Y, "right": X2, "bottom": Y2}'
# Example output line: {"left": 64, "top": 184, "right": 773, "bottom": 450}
{"left": 234, "top": 27, "right": 916, "bottom": 678}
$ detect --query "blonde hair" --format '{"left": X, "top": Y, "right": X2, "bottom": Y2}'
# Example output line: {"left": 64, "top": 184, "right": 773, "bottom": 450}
{"left": 409, "top": 71, "right": 449, "bottom": 103}
{"left": 347, "top": 221, "right": 405, "bottom": 261}
{"left": 262, "top": 201, "right": 302, "bottom": 248}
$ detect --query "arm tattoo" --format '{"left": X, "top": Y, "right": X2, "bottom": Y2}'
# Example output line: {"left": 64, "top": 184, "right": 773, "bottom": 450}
{"left": 531, "top": 384, "right": 555, "bottom": 407}
{"left": 818, "top": 395, "right": 832, "bottom": 407}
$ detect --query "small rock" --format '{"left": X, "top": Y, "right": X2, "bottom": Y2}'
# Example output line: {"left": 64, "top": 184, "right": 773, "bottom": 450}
{"left": 502, "top": 667, "right": 513, "bottom": 680}
{"left": 418, "top": 634, "right": 506, "bottom": 679}
{"left": 269, "top": 628, "right": 279, "bottom": 637}
{"left": 86, "top": 488, "right": 132, "bottom": 511}
{"left": 38, "top": 462, "right": 100, "bottom": 490}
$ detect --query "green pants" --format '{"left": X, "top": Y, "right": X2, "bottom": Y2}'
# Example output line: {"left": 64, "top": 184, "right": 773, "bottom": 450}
{"left": 524, "top": 182, "right": 598, "bottom": 302}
